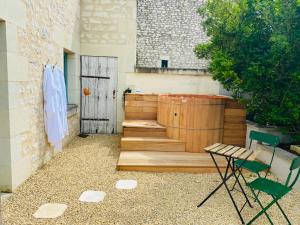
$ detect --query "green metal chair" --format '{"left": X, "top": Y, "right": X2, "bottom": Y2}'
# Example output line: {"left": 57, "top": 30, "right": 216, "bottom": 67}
{"left": 246, "top": 156, "right": 300, "bottom": 225}
{"left": 232, "top": 131, "right": 280, "bottom": 191}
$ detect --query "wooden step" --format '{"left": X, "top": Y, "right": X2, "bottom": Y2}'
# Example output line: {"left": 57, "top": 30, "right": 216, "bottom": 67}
{"left": 123, "top": 127, "right": 167, "bottom": 137}
{"left": 117, "top": 151, "right": 226, "bottom": 173}
{"left": 122, "top": 120, "right": 166, "bottom": 129}
{"left": 123, "top": 120, "right": 167, "bottom": 137}
{"left": 121, "top": 137, "right": 185, "bottom": 152}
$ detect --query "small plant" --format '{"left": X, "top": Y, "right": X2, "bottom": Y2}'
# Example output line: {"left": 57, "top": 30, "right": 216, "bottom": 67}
{"left": 195, "top": 0, "right": 300, "bottom": 142}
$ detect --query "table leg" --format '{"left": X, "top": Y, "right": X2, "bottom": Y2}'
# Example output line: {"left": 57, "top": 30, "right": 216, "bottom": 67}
{"left": 197, "top": 154, "right": 246, "bottom": 208}
{"left": 197, "top": 154, "right": 232, "bottom": 207}
{"left": 210, "top": 153, "right": 245, "bottom": 224}
{"left": 226, "top": 157, "right": 253, "bottom": 209}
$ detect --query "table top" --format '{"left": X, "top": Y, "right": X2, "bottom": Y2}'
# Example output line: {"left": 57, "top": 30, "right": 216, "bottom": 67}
{"left": 204, "top": 143, "right": 256, "bottom": 161}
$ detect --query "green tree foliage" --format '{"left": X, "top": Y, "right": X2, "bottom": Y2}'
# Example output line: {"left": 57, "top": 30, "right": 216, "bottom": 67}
{"left": 195, "top": 0, "right": 300, "bottom": 141}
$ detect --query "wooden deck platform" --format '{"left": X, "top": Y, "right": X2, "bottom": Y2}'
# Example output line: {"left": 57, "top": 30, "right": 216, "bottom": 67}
{"left": 117, "top": 151, "right": 226, "bottom": 173}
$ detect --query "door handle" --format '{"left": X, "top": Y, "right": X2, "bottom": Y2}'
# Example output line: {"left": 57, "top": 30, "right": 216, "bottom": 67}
{"left": 113, "top": 90, "right": 116, "bottom": 99}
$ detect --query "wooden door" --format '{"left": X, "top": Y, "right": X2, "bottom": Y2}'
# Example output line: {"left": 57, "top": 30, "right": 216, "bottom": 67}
{"left": 80, "top": 56, "right": 118, "bottom": 134}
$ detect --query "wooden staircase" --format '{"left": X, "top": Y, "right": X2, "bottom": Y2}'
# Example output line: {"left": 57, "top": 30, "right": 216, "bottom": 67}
{"left": 118, "top": 119, "right": 225, "bottom": 173}
{"left": 117, "top": 93, "right": 230, "bottom": 173}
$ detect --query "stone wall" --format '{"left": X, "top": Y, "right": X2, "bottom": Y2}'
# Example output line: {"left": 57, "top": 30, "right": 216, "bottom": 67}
{"left": 136, "top": 0, "right": 209, "bottom": 69}
{"left": 81, "top": 0, "right": 136, "bottom": 46}
{"left": 0, "top": 0, "right": 81, "bottom": 191}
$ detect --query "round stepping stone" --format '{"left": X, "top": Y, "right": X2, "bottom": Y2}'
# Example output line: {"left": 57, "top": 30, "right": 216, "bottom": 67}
{"left": 33, "top": 203, "right": 67, "bottom": 219}
{"left": 116, "top": 180, "right": 137, "bottom": 190}
{"left": 79, "top": 190, "right": 106, "bottom": 203}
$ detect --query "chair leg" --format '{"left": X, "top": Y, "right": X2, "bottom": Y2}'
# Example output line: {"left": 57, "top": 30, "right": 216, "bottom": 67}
{"left": 247, "top": 189, "right": 275, "bottom": 225}
{"left": 253, "top": 172, "right": 261, "bottom": 202}
{"left": 264, "top": 168, "right": 270, "bottom": 178}
{"left": 240, "top": 170, "right": 249, "bottom": 185}
{"left": 232, "top": 168, "right": 265, "bottom": 205}
{"left": 229, "top": 160, "right": 235, "bottom": 190}
{"left": 231, "top": 167, "right": 244, "bottom": 191}
{"left": 226, "top": 158, "right": 253, "bottom": 208}
{"left": 273, "top": 198, "right": 292, "bottom": 225}
{"left": 255, "top": 170, "right": 270, "bottom": 201}
{"left": 230, "top": 171, "right": 239, "bottom": 191}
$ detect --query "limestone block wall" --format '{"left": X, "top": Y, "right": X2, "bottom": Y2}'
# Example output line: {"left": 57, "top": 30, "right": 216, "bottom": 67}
{"left": 136, "top": 0, "right": 209, "bottom": 69}
{"left": 0, "top": 0, "right": 81, "bottom": 192}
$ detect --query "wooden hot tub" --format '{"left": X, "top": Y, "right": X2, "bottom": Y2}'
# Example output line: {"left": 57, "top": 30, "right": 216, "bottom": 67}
{"left": 157, "top": 94, "right": 230, "bottom": 153}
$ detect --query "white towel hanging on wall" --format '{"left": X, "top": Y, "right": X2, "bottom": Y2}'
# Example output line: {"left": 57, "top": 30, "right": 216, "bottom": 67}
{"left": 43, "top": 64, "right": 68, "bottom": 151}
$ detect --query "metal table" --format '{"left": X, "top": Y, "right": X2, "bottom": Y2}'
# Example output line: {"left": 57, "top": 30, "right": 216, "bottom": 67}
{"left": 197, "top": 143, "right": 256, "bottom": 224}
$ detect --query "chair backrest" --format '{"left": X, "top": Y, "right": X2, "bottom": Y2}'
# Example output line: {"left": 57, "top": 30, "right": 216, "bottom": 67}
{"left": 285, "top": 156, "right": 300, "bottom": 188}
{"left": 290, "top": 156, "right": 300, "bottom": 170}
{"left": 249, "top": 130, "right": 280, "bottom": 147}
{"left": 249, "top": 131, "right": 280, "bottom": 166}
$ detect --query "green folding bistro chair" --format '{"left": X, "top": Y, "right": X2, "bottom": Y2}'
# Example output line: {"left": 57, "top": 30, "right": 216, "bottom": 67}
{"left": 232, "top": 131, "right": 280, "bottom": 193}
{"left": 246, "top": 156, "right": 300, "bottom": 225}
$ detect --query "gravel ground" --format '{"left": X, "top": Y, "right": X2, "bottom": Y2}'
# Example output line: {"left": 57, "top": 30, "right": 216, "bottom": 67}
{"left": 2, "top": 135, "right": 300, "bottom": 225}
